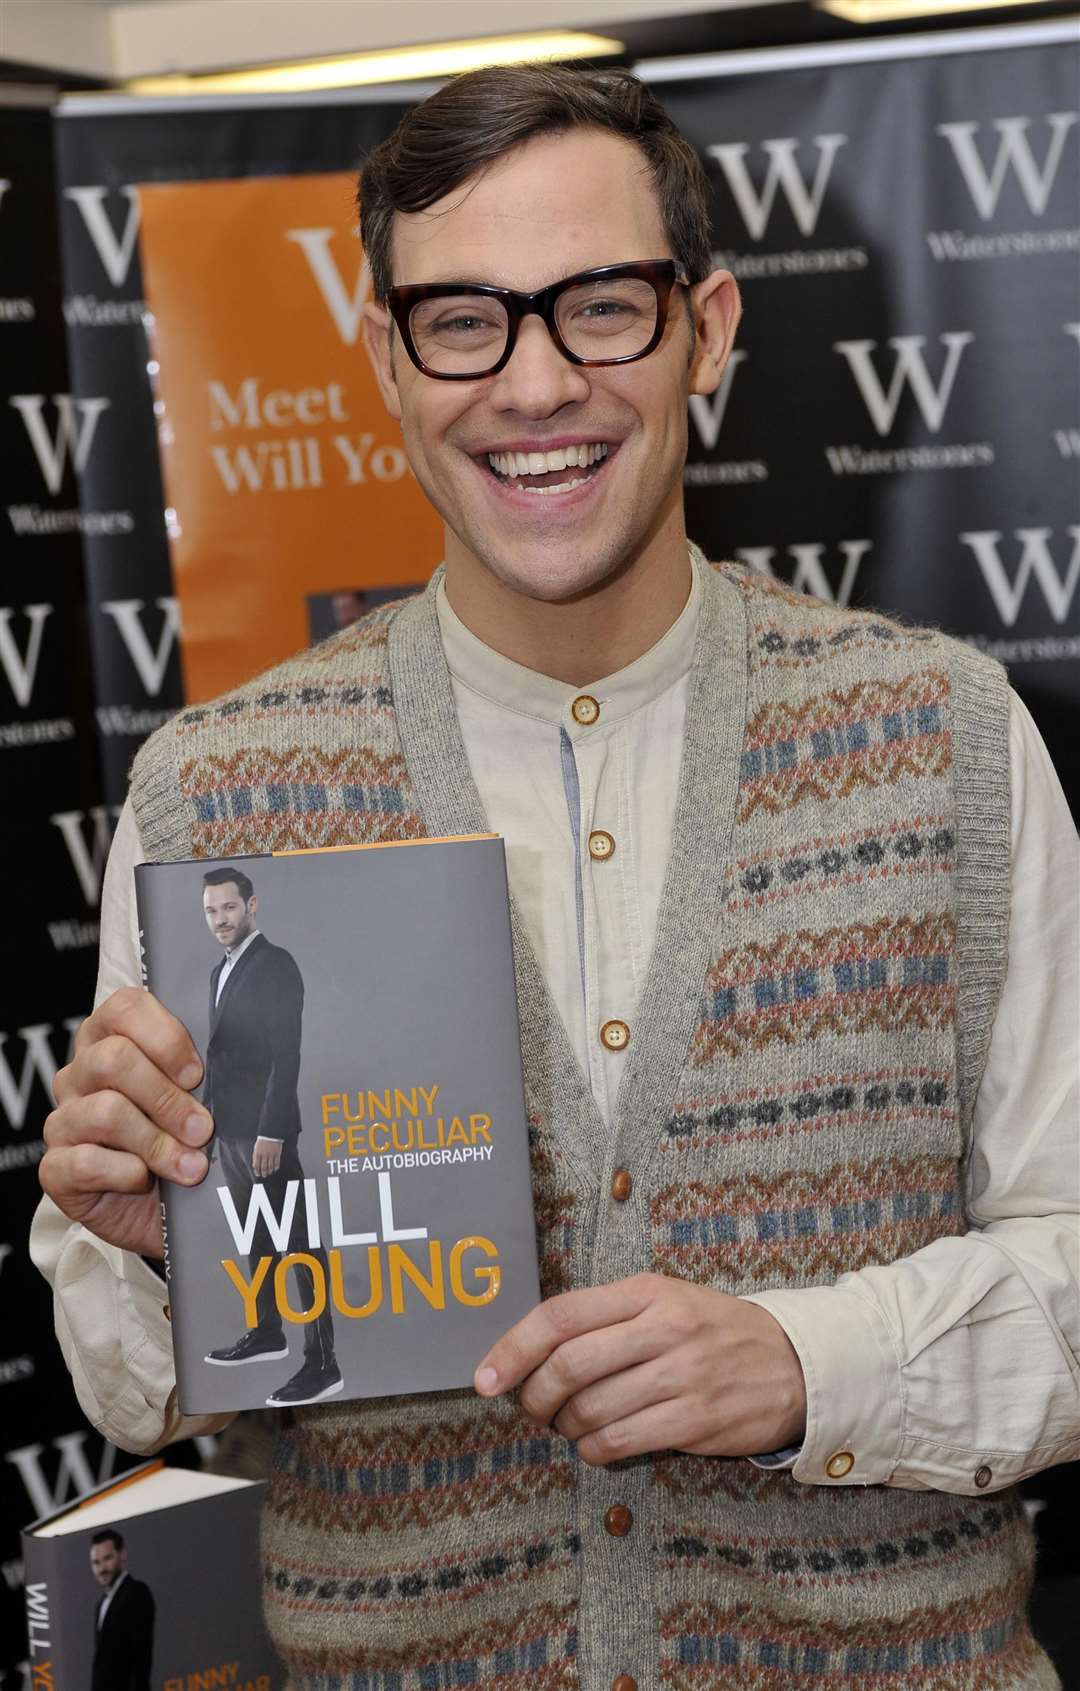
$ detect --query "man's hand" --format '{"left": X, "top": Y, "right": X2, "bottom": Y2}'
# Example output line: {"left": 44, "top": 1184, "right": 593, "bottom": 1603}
{"left": 474, "top": 1272, "right": 806, "bottom": 1466}
{"left": 252, "top": 1137, "right": 284, "bottom": 1178}
{"left": 39, "top": 987, "right": 213, "bottom": 1261}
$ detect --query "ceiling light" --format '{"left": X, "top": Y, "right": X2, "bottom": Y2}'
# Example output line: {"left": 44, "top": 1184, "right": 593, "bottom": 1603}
{"left": 817, "top": 0, "right": 1054, "bottom": 19}
{"left": 124, "top": 32, "right": 625, "bottom": 97}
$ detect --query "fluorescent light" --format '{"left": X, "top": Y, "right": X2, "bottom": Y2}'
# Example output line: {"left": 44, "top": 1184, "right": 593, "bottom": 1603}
{"left": 124, "top": 32, "right": 625, "bottom": 97}
{"left": 817, "top": 0, "right": 1052, "bottom": 19}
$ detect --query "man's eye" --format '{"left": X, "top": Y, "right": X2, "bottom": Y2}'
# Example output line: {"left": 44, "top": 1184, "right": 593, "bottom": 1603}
{"left": 433, "top": 313, "right": 497, "bottom": 337}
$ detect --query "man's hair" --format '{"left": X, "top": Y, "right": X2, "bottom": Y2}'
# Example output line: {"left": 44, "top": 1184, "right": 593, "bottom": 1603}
{"left": 358, "top": 63, "right": 714, "bottom": 303}
{"left": 203, "top": 866, "right": 255, "bottom": 903}
{"left": 91, "top": 1529, "right": 124, "bottom": 1550}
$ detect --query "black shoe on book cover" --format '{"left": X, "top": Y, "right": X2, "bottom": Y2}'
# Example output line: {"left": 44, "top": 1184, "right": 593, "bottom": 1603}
{"left": 265, "top": 1357, "right": 345, "bottom": 1407}
{"left": 205, "top": 1331, "right": 289, "bottom": 1366}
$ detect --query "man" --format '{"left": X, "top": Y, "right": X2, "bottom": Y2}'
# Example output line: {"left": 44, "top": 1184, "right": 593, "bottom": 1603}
{"left": 198, "top": 866, "right": 340, "bottom": 1405}
{"left": 33, "top": 63, "right": 1078, "bottom": 1691}
{"left": 89, "top": 1529, "right": 154, "bottom": 1691}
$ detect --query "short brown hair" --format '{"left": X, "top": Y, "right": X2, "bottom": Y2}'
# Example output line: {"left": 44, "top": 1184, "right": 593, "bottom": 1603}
{"left": 358, "top": 63, "right": 714, "bottom": 302}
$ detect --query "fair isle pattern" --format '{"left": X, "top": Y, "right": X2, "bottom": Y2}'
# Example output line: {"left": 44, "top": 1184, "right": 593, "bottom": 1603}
{"left": 651, "top": 1156, "right": 961, "bottom": 1286}
{"left": 128, "top": 561, "right": 1047, "bottom": 1689}
{"left": 692, "top": 913, "right": 954, "bottom": 1064}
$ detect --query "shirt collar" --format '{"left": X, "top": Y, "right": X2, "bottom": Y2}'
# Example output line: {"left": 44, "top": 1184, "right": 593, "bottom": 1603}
{"left": 436, "top": 548, "right": 702, "bottom": 732}
{"left": 223, "top": 928, "right": 260, "bottom": 964}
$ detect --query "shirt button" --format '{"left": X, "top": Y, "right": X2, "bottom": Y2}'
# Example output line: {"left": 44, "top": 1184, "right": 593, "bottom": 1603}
{"left": 571, "top": 693, "right": 600, "bottom": 726}
{"left": 599, "top": 1019, "right": 630, "bottom": 1052}
{"left": 974, "top": 1465, "right": 993, "bottom": 1489}
{"left": 612, "top": 1677, "right": 638, "bottom": 1691}
{"left": 604, "top": 1504, "right": 633, "bottom": 1537}
{"left": 825, "top": 1450, "right": 855, "bottom": 1479}
{"left": 611, "top": 1168, "right": 633, "bottom": 1202}
{"left": 588, "top": 829, "right": 615, "bottom": 861}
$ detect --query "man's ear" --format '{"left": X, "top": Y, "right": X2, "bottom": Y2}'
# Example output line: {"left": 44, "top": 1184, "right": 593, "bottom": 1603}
{"left": 363, "top": 301, "right": 403, "bottom": 423}
{"left": 688, "top": 269, "right": 742, "bottom": 397}
{"left": 248, "top": 895, "right": 258, "bottom": 919}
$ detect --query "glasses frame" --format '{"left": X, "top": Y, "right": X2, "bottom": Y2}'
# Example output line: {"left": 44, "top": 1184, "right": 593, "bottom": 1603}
{"left": 386, "top": 259, "right": 689, "bottom": 381}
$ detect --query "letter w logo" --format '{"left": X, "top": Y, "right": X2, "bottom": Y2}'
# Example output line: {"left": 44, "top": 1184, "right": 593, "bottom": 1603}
{"left": 833, "top": 334, "right": 973, "bottom": 436}
{"left": 0, "top": 605, "right": 52, "bottom": 708}
{"left": 0, "top": 1020, "right": 80, "bottom": 1132}
{"left": 100, "top": 598, "right": 181, "bottom": 695}
{"left": 287, "top": 228, "right": 372, "bottom": 345}
{"left": 5, "top": 1434, "right": 117, "bottom": 1519}
{"left": 960, "top": 528, "right": 1080, "bottom": 626}
{"left": 707, "top": 135, "right": 846, "bottom": 239}
{"left": 62, "top": 186, "right": 141, "bottom": 287}
{"left": 736, "top": 540, "right": 872, "bottom": 607}
{"left": 937, "top": 114, "right": 1078, "bottom": 220}
{"left": 9, "top": 395, "right": 109, "bottom": 495}
{"left": 49, "top": 806, "right": 122, "bottom": 906}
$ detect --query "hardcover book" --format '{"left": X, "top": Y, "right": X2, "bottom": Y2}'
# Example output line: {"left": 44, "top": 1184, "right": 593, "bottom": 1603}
{"left": 134, "top": 835, "right": 540, "bottom": 1413}
{"left": 22, "top": 1460, "right": 282, "bottom": 1690}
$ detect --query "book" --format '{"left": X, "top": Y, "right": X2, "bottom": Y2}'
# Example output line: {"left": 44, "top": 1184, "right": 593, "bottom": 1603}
{"left": 22, "top": 1460, "right": 282, "bottom": 1690}
{"left": 134, "top": 835, "right": 541, "bottom": 1413}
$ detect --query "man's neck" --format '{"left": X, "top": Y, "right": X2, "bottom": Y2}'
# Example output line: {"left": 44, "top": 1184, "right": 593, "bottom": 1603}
{"left": 442, "top": 521, "right": 694, "bottom": 686}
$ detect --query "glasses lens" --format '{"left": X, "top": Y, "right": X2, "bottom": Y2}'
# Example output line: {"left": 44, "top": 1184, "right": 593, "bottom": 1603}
{"left": 556, "top": 276, "right": 659, "bottom": 362}
{"left": 408, "top": 294, "right": 509, "bottom": 375}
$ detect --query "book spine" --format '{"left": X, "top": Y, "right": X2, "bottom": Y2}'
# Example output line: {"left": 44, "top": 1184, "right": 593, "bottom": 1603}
{"left": 21, "top": 1532, "right": 70, "bottom": 1686}
{"left": 133, "top": 866, "right": 186, "bottom": 1403}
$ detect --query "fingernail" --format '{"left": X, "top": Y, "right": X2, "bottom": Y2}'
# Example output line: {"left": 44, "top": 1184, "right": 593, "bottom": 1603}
{"left": 185, "top": 1113, "right": 211, "bottom": 1144}
{"left": 474, "top": 1365, "right": 498, "bottom": 1395}
{"left": 178, "top": 1150, "right": 206, "bottom": 1181}
{"left": 179, "top": 1063, "right": 202, "bottom": 1090}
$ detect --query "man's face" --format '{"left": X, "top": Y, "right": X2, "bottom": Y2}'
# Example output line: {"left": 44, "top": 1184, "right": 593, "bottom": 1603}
{"left": 90, "top": 1540, "right": 125, "bottom": 1588}
{"left": 203, "top": 882, "right": 257, "bottom": 949}
{"left": 364, "top": 129, "right": 738, "bottom": 603}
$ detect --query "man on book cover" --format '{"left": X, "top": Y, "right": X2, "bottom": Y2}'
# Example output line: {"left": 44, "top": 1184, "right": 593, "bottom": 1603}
{"left": 89, "top": 1528, "right": 154, "bottom": 1691}
{"left": 200, "top": 865, "right": 341, "bottom": 1405}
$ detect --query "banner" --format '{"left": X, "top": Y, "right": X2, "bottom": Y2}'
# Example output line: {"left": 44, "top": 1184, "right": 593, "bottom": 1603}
{"left": 646, "top": 23, "right": 1079, "bottom": 803}
{"left": 138, "top": 173, "right": 440, "bottom": 700}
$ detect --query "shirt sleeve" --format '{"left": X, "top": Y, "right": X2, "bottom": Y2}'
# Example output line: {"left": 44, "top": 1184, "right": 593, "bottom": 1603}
{"left": 28, "top": 798, "right": 235, "bottom": 1454}
{"left": 745, "top": 690, "right": 1080, "bottom": 1495}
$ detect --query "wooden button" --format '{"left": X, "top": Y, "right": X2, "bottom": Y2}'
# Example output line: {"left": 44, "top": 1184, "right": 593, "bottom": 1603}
{"left": 610, "top": 1169, "right": 633, "bottom": 1202}
{"left": 571, "top": 693, "right": 600, "bottom": 726}
{"left": 612, "top": 1677, "right": 638, "bottom": 1691}
{"left": 825, "top": 1450, "right": 855, "bottom": 1479}
{"left": 588, "top": 829, "right": 615, "bottom": 861}
{"left": 604, "top": 1504, "right": 633, "bottom": 1537}
{"left": 974, "top": 1465, "right": 992, "bottom": 1489}
{"left": 599, "top": 1019, "right": 630, "bottom": 1052}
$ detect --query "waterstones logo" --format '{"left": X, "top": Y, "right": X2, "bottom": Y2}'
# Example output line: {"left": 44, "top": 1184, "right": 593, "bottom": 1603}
{"left": 50, "top": 805, "right": 122, "bottom": 906}
{"left": 9, "top": 394, "right": 109, "bottom": 495}
{"left": 287, "top": 227, "right": 372, "bottom": 345}
{"left": 0, "top": 605, "right": 52, "bottom": 708}
{"left": 5, "top": 1431, "right": 118, "bottom": 1519}
{"left": 0, "top": 1019, "right": 81, "bottom": 1132}
{"left": 960, "top": 527, "right": 1080, "bottom": 627}
{"left": 929, "top": 113, "right": 1079, "bottom": 263}
{"left": 61, "top": 185, "right": 146, "bottom": 322}
{"left": 100, "top": 597, "right": 181, "bottom": 695}
{"left": 827, "top": 334, "right": 992, "bottom": 476}
{"left": 736, "top": 540, "right": 872, "bottom": 607}
{"left": 707, "top": 133, "right": 867, "bottom": 279}
{"left": 685, "top": 352, "right": 766, "bottom": 485}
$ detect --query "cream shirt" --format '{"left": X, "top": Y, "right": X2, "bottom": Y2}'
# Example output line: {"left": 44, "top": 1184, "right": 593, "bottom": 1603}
{"left": 30, "top": 579, "right": 1080, "bottom": 1490}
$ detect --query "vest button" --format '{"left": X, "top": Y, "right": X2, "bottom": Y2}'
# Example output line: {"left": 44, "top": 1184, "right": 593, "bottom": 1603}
{"left": 571, "top": 693, "right": 600, "bottom": 726}
{"left": 612, "top": 1677, "right": 638, "bottom": 1691}
{"left": 974, "top": 1465, "right": 993, "bottom": 1489}
{"left": 588, "top": 829, "right": 615, "bottom": 861}
{"left": 604, "top": 1504, "right": 633, "bottom": 1537}
{"left": 825, "top": 1450, "right": 855, "bottom": 1479}
{"left": 600, "top": 1019, "right": 630, "bottom": 1052}
{"left": 611, "top": 1169, "right": 633, "bottom": 1202}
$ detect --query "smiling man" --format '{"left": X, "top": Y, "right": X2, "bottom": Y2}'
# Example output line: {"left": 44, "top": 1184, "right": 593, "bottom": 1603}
{"left": 32, "top": 64, "right": 1079, "bottom": 1691}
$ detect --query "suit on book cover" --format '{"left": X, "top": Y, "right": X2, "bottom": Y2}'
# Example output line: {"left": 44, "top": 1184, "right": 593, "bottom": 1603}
{"left": 93, "top": 1572, "right": 154, "bottom": 1691}
{"left": 135, "top": 836, "right": 540, "bottom": 1415}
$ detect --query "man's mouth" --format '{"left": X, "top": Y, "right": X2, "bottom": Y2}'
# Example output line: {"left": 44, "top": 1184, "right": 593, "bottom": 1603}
{"left": 483, "top": 440, "right": 611, "bottom": 495}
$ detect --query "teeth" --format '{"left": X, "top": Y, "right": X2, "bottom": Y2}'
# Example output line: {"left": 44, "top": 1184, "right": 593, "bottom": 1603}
{"left": 486, "top": 442, "right": 610, "bottom": 479}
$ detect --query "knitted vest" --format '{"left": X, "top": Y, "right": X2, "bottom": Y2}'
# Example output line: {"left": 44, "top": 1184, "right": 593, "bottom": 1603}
{"left": 131, "top": 560, "right": 1054, "bottom": 1691}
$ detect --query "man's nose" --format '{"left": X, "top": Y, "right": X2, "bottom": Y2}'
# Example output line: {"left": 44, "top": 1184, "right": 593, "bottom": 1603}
{"left": 487, "top": 313, "right": 590, "bottom": 417}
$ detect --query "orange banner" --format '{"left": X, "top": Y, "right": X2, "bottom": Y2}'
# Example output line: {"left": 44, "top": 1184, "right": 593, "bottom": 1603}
{"left": 138, "top": 173, "right": 442, "bottom": 702}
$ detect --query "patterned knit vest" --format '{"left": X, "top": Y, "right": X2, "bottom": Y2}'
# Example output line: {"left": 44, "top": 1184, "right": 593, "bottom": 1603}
{"left": 131, "top": 559, "right": 1055, "bottom": 1691}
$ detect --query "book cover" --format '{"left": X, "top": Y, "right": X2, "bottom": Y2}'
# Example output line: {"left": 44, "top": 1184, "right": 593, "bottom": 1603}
{"left": 22, "top": 1460, "right": 282, "bottom": 1689}
{"left": 134, "top": 836, "right": 540, "bottom": 1413}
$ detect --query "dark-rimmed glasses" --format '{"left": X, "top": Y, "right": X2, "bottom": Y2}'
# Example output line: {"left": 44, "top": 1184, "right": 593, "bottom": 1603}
{"left": 387, "top": 259, "right": 689, "bottom": 381}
